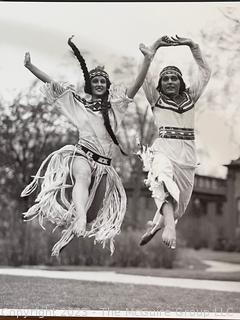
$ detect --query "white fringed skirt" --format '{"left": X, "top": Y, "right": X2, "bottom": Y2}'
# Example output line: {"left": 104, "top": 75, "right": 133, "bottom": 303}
{"left": 21, "top": 144, "right": 127, "bottom": 256}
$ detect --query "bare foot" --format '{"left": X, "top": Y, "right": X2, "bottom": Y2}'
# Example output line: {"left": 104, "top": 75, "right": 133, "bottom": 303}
{"left": 72, "top": 217, "right": 86, "bottom": 237}
{"left": 162, "top": 226, "right": 176, "bottom": 249}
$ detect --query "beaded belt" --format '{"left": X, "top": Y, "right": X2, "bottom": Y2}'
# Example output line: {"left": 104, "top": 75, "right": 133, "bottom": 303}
{"left": 159, "top": 126, "right": 195, "bottom": 140}
{"left": 76, "top": 144, "right": 111, "bottom": 166}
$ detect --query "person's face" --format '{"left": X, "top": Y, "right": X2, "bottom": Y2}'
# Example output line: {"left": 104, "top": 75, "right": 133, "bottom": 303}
{"left": 160, "top": 72, "right": 181, "bottom": 96}
{"left": 91, "top": 76, "right": 107, "bottom": 97}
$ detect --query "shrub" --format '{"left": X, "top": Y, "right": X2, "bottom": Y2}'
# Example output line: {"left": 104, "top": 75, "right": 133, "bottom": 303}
{"left": 1, "top": 226, "right": 176, "bottom": 268}
{"left": 113, "top": 229, "right": 176, "bottom": 268}
{"left": 213, "top": 236, "right": 240, "bottom": 252}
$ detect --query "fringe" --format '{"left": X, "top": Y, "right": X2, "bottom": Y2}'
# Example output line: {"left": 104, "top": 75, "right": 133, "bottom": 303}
{"left": 21, "top": 144, "right": 127, "bottom": 256}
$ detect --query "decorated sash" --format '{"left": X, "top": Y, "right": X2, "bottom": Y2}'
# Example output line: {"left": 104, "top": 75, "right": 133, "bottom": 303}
{"left": 159, "top": 126, "right": 195, "bottom": 140}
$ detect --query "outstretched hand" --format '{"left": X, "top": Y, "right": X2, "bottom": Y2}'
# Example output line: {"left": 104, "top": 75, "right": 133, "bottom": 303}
{"left": 139, "top": 43, "right": 155, "bottom": 60}
{"left": 151, "top": 35, "right": 176, "bottom": 52}
{"left": 24, "top": 52, "right": 31, "bottom": 68}
{"left": 170, "top": 35, "right": 195, "bottom": 47}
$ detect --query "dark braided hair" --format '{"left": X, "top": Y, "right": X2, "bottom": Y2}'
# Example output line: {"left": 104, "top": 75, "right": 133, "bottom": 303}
{"left": 67, "top": 36, "right": 92, "bottom": 93}
{"left": 67, "top": 36, "right": 127, "bottom": 156}
{"left": 100, "top": 91, "right": 127, "bottom": 156}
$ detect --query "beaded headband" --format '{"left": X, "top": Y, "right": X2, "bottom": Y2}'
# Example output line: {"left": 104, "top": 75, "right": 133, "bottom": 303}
{"left": 160, "top": 66, "right": 182, "bottom": 78}
{"left": 89, "top": 66, "right": 110, "bottom": 80}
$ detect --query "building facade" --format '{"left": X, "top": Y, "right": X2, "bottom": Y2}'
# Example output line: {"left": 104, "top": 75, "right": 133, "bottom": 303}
{"left": 125, "top": 158, "right": 240, "bottom": 249}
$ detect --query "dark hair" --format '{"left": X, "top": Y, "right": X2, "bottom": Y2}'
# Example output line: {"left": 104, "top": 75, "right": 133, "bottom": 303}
{"left": 67, "top": 36, "right": 92, "bottom": 94}
{"left": 67, "top": 36, "right": 127, "bottom": 156}
{"left": 100, "top": 92, "right": 127, "bottom": 156}
{"left": 156, "top": 75, "right": 186, "bottom": 95}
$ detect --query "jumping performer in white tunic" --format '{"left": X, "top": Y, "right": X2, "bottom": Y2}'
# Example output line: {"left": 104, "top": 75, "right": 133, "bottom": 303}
{"left": 21, "top": 36, "right": 156, "bottom": 256}
{"left": 138, "top": 35, "right": 211, "bottom": 249}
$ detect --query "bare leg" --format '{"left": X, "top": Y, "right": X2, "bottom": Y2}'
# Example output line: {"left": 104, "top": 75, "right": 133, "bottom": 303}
{"left": 86, "top": 174, "right": 107, "bottom": 223}
{"left": 71, "top": 157, "right": 92, "bottom": 237}
{"left": 161, "top": 198, "right": 176, "bottom": 249}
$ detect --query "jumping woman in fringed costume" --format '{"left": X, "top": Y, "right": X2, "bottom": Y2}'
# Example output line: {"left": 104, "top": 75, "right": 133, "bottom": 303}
{"left": 138, "top": 35, "right": 211, "bottom": 249}
{"left": 21, "top": 36, "right": 157, "bottom": 256}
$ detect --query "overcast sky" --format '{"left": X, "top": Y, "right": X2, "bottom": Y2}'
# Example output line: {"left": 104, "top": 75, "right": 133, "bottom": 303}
{"left": 1, "top": 1, "right": 240, "bottom": 177}
{"left": 0, "top": 2, "right": 236, "bottom": 91}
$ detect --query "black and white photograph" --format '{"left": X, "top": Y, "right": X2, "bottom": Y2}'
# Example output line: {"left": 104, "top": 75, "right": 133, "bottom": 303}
{"left": 0, "top": 1, "right": 240, "bottom": 319}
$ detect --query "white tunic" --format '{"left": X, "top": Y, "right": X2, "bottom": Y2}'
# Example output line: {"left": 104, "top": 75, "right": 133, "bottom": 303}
{"left": 21, "top": 82, "right": 133, "bottom": 256}
{"left": 42, "top": 82, "right": 132, "bottom": 156}
{"left": 142, "top": 45, "right": 211, "bottom": 219}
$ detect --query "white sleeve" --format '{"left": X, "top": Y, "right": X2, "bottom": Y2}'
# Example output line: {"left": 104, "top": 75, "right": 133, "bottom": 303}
{"left": 142, "top": 70, "right": 159, "bottom": 107}
{"left": 109, "top": 83, "right": 133, "bottom": 114}
{"left": 40, "top": 81, "right": 75, "bottom": 104}
{"left": 40, "top": 81, "right": 86, "bottom": 128}
{"left": 188, "top": 45, "right": 211, "bottom": 103}
{"left": 108, "top": 84, "right": 134, "bottom": 133}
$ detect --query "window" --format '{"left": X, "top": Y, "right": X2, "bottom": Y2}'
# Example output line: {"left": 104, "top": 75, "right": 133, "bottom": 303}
{"left": 211, "top": 180, "right": 218, "bottom": 189}
{"left": 237, "top": 198, "right": 240, "bottom": 226}
{"left": 205, "top": 179, "right": 211, "bottom": 189}
{"left": 216, "top": 201, "right": 224, "bottom": 216}
{"left": 192, "top": 197, "right": 201, "bottom": 217}
{"left": 200, "top": 199, "right": 208, "bottom": 215}
{"left": 198, "top": 178, "right": 204, "bottom": 188}
{"left": 192, "top": 197, "right": 208, "bottom": 216}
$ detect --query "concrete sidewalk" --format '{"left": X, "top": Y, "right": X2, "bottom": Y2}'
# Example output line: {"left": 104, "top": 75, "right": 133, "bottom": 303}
{"left": 0, "top": 267, "right": 239, "bottom": 293}
{"left": 204, "top": 260, "right": 240, "bottom": 272}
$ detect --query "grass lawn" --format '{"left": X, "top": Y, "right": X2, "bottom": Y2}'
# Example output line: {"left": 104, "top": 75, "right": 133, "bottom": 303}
{"left": 0, "top": 275, "right": 239, "bottom": 313}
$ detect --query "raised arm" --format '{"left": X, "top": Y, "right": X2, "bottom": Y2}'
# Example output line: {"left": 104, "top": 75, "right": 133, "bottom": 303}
{"left": 171, "top": 35, "right": 211, "bottom": 102}
{"left": 126, "top": 45, "right": 154, "bottom": 99}
{"left": 127, "top": 36, "right": 174, "bottom": 99}
{"left": 24, "top": 52, "right": 53, "bottom": 83}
